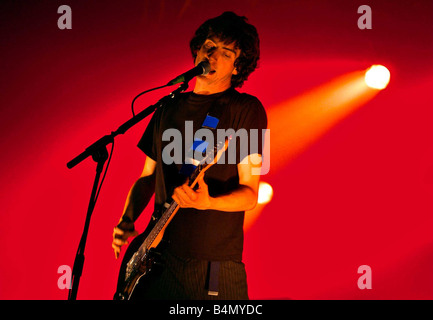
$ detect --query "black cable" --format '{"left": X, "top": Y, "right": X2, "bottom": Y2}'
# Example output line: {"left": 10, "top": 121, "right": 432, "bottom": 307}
{"left": 95, "top": 83, "right": 170, "bottom": 203}
{"left": 131, "top": 84, "right": 170, "bottom": 116}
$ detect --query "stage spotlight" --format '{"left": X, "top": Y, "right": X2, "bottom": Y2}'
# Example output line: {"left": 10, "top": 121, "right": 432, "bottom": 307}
{"left": 258, "top": 181, "right": 273, "bottom": 205}
{"left": 364, "top": 65, "right": 390, "bottom": 89}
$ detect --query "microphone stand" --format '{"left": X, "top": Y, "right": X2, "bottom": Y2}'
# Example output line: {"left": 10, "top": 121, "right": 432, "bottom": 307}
{"left": 67, "top": 81, "right": 189, "bottom": 300}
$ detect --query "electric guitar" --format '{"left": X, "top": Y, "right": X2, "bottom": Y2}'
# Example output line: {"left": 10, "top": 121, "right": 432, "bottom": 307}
{"left": 114, "top": 138, "right": 229, "bottom": 300}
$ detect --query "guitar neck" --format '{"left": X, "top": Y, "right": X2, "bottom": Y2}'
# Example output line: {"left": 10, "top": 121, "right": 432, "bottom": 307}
{"left": 140, "top": 200, "right": 179, "bottom": 254}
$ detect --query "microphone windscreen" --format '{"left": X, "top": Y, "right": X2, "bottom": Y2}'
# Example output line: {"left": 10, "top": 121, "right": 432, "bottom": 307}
{"left": 199, "top": 60, "right": 211, "bottom": 75}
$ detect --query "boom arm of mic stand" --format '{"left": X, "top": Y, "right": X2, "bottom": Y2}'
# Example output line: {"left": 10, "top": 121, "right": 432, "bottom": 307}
{"left": 67, "top": 82, "right": 188, "bottom": 169}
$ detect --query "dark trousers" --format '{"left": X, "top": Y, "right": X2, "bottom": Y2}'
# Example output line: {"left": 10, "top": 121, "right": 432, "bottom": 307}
{"left": 131, "top": 249, "right": 249, "bottom": 300}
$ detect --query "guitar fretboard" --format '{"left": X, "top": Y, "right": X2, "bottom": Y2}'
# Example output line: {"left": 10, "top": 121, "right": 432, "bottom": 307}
{"left": 137, "top": 200, "right": 178, "bottom": 258}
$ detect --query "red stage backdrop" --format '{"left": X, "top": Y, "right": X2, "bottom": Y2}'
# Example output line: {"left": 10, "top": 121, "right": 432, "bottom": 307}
{"left": 0, "top": 0, "right": 432, "bottom": 299}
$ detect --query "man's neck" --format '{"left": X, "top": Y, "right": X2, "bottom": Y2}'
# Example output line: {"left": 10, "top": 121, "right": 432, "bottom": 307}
{"left": 193, "top": 80, "right": 231, "bottom": 95}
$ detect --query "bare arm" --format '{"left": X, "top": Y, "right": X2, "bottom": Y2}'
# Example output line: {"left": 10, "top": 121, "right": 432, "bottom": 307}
{"left": 112, "top": 157, "right": 156, "bottom": 259}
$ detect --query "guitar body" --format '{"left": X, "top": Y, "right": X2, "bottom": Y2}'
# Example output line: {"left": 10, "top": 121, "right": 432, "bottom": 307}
{"left": 114, "top": 229, "right": 146, "bottom": 300}
{"left": 114, "top": 215, "right": 166, "bottom": 300}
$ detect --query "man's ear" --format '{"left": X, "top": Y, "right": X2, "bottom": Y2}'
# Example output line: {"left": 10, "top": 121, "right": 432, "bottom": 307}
{"left": 232, "top": 67, "right": 238, "bottom": 75}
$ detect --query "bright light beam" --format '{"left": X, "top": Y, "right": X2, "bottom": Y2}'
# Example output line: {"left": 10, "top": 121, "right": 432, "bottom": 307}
{"left": 266, "top": 69, "right": 381, "bottom": 172}
{"left": 244, "top": 182, "right": 273, "bottom": 231}
{"left": 245, "top": 67, "right": 387, "bottom": 230}
{"left": 257, "top": 181, "right": 273, "bottom": 205}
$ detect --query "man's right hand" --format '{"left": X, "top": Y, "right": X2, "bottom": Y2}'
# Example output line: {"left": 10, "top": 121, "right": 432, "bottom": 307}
{"left": 112, "top": 223, "right": 138, "bottom": 259}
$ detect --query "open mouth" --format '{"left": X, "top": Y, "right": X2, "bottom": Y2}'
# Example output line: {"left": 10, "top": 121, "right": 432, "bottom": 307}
{"left": 209, "top": 70, "right": 216, "bottom": 75}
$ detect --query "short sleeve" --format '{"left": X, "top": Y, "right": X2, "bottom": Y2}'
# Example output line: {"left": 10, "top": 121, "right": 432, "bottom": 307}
{"left": 235, "top": 96, "right": 267, "bottom": 164}
{"left": 137, "top": 108, "right": 160, "bottom": 161}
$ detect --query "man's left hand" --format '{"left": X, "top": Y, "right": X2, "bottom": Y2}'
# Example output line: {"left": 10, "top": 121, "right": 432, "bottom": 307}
{"left": 172, "top": 175, "right": 212, "bottom": 210}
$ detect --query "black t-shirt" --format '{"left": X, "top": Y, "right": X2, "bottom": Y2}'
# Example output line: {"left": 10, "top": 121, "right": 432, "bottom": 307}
{"left": 137, "top": 87, "right": 267, "bottom": 261}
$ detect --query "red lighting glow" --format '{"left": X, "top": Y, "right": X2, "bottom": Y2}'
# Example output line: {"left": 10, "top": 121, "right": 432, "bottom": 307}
{"left": 1, "top": 1, "right": 432, "bottom": 301}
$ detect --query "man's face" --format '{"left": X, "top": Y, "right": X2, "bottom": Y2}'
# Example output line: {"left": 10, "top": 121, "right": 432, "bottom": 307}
{"left": 194, "top": 37, "right": 240, "bottom": 90}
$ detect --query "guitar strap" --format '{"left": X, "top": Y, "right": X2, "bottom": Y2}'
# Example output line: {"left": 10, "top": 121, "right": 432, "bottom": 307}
{"left": 179, "top": 90, "right": 228, "bottom": 177}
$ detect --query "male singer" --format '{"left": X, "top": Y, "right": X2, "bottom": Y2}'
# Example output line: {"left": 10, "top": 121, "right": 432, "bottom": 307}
{"left": 112, "top": 11, "right": 267, "bottom": 300}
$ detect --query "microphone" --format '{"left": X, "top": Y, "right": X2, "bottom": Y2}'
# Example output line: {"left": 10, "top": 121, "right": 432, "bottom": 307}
{"left": 167, "top": 60, "right": 211, "bottom": 86}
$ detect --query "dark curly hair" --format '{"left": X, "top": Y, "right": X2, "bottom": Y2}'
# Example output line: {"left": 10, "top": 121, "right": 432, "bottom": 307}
{"left": 189, "top": 11, "right": 260, "bottom": 88}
